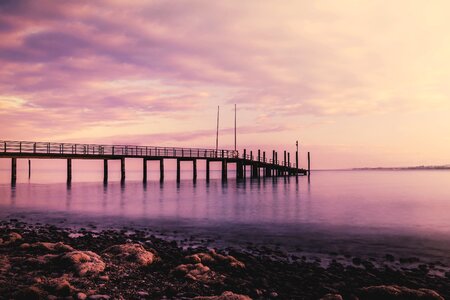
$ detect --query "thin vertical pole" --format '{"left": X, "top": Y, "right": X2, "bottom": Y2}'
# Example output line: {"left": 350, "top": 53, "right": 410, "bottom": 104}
{"left": 215, "top": 105, "right": 219, "bottom": 154}
{"left": 308, "top": 152, "right": 311, "bottom": 175}
{"left": 28, "top": 159, "right": 31, "bottom": 179}
{"left": 177, "top": 159, "right": 181, "bottom": 182}
{"left": 222, "top": 160, "right": 227, "bottom": 181}
{"left": 206, "top": 159, "right": 210, "bottom": 181}
{"left": 296, "top": 151, "right": 299, "bottom": 177}
{"left": 234, "top": 104, "right": 237, "bottom": 152}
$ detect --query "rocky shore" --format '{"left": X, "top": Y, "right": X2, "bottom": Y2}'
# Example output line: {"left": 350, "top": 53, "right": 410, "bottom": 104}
{"left": 0, "top": 220, "right": 448, "bottom": 300}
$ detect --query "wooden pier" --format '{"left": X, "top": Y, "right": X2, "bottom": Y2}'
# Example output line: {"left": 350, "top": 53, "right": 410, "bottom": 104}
{"left": 1, "top": 140, "right": 309, "bottom": 185}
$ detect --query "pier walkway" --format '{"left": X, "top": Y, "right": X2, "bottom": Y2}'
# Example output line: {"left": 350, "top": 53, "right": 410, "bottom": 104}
{"left": 0, "top": 140, "right": 309, "bottom": 184}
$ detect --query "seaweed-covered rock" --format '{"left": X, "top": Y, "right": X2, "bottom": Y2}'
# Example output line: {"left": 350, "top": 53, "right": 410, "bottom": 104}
{"left": 61, "top": 251, "right": 105, "bottom": 277}
{"left": 0, "top": 232, "right": 22, "bottom": 245}
{"left": 104, "top": 243, "right": 156, "bottom": 266}
{"left": 174, "top": 263, "right": 223, "bottom": 283}
{"left": 186, "top": 250, "right": 245, "bottom": 269}
{"left": 23, "top": 242, "right": 74, "bottom": 253}
{"left": 359, "top": 285, "right": 444, "bottom": 300}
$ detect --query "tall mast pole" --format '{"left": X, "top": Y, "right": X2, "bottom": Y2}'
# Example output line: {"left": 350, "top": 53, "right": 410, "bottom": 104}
{"left": 234, "top": 104, "right": 237, "bottom": 151}
{"left": 215, "top": 105, "right": 219, "bottom": 154}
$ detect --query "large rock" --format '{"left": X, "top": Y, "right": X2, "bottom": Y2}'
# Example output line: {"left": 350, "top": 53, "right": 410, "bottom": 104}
{"left": 23, "top": 242, "right": 74, "bottom": 253}
{"left": 44, "top": 277, "right": 76, "bottom": 296}
{"left": 61, "top": 251, "right": 106, "bottom": 277}
{"left": 174, "top": 263, "right": 223, "bottom": 283}
{"left": 186, "top": 250, "right": 245, "bottom": 269}
{"left": 104, "top": 243, "right": 156, "bottom": 266}
{"left": 194, "top": 291, "right": 252, "bottom": 300}
{"left": 359, "top": 285, "right": 444, "bottom": 300}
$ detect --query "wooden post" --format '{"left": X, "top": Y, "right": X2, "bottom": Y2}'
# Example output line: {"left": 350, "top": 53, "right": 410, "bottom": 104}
{"left": 284, "top": 151, "right": 287, "bottom": 167}
{"left": 288, "top": 152, "right": 291, "bottom": 174}
{"left": 308, "top": 152, "right": 311, "bottom": 175}
{"left": 177, "top": 159, "right": 181, "bottom": 182}
{"left": 103, "top": 159, "right": 108, "bottom": 184}
{"left": 243, "top": 149, "right": 246, "bottom": 159}
{"left": 28, "top": 159, "right": 31, "bottom": 179}
{"left": 193, "top": 159, "right": 197, "bottom": 182}
{"left": 67, "top": 159, "right": 72, "bottom": 183}
{"left": 120, "top": 158, "right": 125, "bottom": 182}
{"left": 263, "top": 151, "right": 266, "bottom": 163}
{"left": 11, "top": 158, "right": 17, "bottom": 185}
{"left": 296, "top": 151, "right": 299, "bottom": 177}
{"left": 159, "top": 159, "right": 164, "bottom": 182}
{"left": 143, "top": 158, "right": 147, "bottom": 182}
{"left": 206, "top": 159, "right": 210, "bottom": 181}
{"left": 222, "top": 160, "right": 227, "bottom": 181}
{"left": 258, "top": 149, "right": 261, "bottom": 162}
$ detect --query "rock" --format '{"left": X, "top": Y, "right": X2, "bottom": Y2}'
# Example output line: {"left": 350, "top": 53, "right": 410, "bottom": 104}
{"left": 0, "top": 255, "right": 10, "bottom": 273}
{"left": 98, "top": 275, "right": 109, "bottom": 281}
{"left": 88, "top": 295, "right": 110, "bottom": 300}
{"left": 28, "top": 242, "right": 74, "bottom": 253}
{"left": 61, "top": 251, "right": 106, "bottom": 277}
{"left": 77, "top": 292, "right": 87, "bottom": 300}
{"left": 320, "top": 294, "right": 343, "bottom": 300}
{"left": 46, "top": 277, "right": 75, "bottom": 296}
{"left": 194, "top": 291, "right": 252, "bottom": 300}
{"left": 359, "top": 285, "right": 444, "bottom": 300}
{"left": 269, "top": 292, "right": 278, "bottom": 298}
{"left": 174, "top": 263, "right": 222, "bottom": 283}
{"left": 186, "top": 249, "right": 245, "bottom": 269}
{"left": 0, "top": 232, "right": 22, "bottom": 245}
{"left": 27, "top": 254, "right": 59, "bottom": 265}
{"left": 104, "top": 243, "right": 156, "bottom": 266}
{"left": 137, "top": 291, "right": 149, "bottom": 296}
{"left": 15, "top": 286, "right": 47, "bottom": 300}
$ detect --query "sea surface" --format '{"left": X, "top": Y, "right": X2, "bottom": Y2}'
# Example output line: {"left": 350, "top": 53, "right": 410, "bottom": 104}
{"left": 1, "top": 167, "right": 450, "bottom": 265}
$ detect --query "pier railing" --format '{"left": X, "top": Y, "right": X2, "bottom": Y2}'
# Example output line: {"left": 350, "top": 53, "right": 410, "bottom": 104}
{"left": 0, "top": 140, "right": 239, "bottom": 159}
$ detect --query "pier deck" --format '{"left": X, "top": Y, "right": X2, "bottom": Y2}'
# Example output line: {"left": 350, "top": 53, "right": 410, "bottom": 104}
{"left": 1, "top": 140, "right": 308, "bottom": 184}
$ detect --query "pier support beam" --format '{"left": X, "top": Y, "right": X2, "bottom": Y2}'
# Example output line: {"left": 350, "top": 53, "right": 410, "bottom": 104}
{"left": 11, "top": 158, "right": 17, "bottom": 185}
{"left": 143, "top": 158, "right": 147, "bottom": 182}
{"left": 103, "top": 159, "right": 108, "bottom": 184}
{"left": 177, "top": 159, "right": 181, "bottom": 182}
{"left": 67, "top": 159, "right": 72, "bottom": 183}
{"left": 193, "top": 159, "right": 197, "bottom": 182}
{"left": 206, "top": 159, "right": 210, "bottom": 181}
{"left": 296, "top": 150, "right": 299, "bottom": 178}
{"left": 120, "top": 158, "right": 125, "bottom": 182}
{"left": 28, "top": 159, "right": 31, "bottom": 179}
{"left": 221, "top": 160, "right": 227, "bottom": 181}
{"left": 159, "top": 159, "right": 164, "bottom": 182}
{"left": 252, "top": 163, "right": 258, "bottom": 178}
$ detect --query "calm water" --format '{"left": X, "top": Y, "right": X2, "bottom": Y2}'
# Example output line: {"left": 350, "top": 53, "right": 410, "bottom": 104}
{"left": 1, "top": 169, "right": 450, "bottom": 263}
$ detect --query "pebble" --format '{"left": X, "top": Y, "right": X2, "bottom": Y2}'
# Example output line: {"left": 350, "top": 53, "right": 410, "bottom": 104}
{"left": 77, "top": 292, "right": 87, "bottom": 300}
{"left": 88, "top": 295, "right": 110, "bottom": 300}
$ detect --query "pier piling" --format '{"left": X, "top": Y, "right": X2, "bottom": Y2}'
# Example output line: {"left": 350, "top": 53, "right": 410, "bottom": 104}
{"left": 193, "top": 159, "right": 197, "bottom": 182}
{"left": 177, "top": 159, "right": 181, "bottom": 182}
{"left": 11, "top": 158, "right": 17, "bottom": 185}
{"left": 67, "top": 159, "right": 72, "bottom": 183}
{"left": 120, "top": 158, "right": 125, "bottom": 182}
{"left": 159, "top": 159, "right": 164, "bottom": 182}
{"left": 103, "top": 159, "right": 108, "bottom": 184}
{"left": 143, "top": 159, "right": 147, "bottom": 182}
{"left": 28, "top": 159, "right": 31, "bottom": 179}
{"left": 206, "top": 159, "right": 210, "bottom": 181}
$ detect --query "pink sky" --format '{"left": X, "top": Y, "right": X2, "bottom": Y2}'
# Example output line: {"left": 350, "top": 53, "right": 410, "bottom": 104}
{"left": 1, "top": 1, "right": 450, "bottom": 169}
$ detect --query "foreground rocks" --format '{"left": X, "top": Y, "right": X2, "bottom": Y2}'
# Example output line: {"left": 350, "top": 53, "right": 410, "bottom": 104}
{"left": 0, "top": 221, "right": 448, "bottom": 299}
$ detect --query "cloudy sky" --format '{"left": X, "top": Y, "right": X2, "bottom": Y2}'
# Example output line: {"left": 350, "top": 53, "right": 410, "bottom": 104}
{"left": 1, "top": 1, "right": 450, "bottom": 168}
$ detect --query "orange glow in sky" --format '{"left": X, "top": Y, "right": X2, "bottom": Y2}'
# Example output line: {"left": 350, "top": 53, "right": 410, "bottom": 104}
{"left": 1, "top": 1, "right": 450, "bottom": 168}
